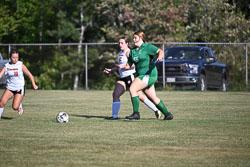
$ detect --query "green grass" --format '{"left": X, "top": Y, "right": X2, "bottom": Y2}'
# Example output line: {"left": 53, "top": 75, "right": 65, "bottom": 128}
{"left": 0, "top": 90, "right": 250, "bottom": 167}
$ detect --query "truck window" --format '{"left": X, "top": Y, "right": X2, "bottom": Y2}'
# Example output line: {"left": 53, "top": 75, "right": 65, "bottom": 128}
{"left": 205, "top": 50, "right": 210, "bottom": 62}
{"left": 165, "top": 48, "right": 202, "bottom": 60}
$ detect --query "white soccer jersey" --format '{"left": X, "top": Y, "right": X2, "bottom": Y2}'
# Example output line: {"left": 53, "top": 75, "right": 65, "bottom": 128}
{"left": 5, "top": 61, "right": 25, "bottom": 91}
{"left": 118, "top": 49, "right": 135, "bottom": 78}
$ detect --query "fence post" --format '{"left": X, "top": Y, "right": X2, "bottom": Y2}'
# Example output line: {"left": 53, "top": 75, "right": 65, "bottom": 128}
{"left": 246, "top": 44, "right": 248, "bottom": 87}
{"left": 85, "top": 44, "right": 89, "bottom": 90}
{"left": 8, "top": 45, "right": 11, "bottom": 57}
{"left": 162, "top": 44, "right": 165, "bottom": 89}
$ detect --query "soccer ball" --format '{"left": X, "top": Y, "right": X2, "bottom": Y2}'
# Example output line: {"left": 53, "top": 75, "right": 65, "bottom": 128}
{"left": 56, "top": 112, "right": 69, "bottom": 123}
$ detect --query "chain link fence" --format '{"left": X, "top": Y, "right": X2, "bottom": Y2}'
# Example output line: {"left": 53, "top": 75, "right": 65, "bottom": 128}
{"left": 0, "top": 42, "right": 249, "bottom": 91}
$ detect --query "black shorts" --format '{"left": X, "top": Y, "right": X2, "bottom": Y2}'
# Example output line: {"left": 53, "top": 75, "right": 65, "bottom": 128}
{"left": 118, "top": 73, "right": 136, "bottom": 88}
{"left": 8, "top": 87, "right": 25, "bottom": 96}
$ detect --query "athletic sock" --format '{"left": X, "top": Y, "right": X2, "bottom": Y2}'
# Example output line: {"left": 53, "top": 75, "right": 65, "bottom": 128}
{"left": 156, "top": 100, "right": 170, "bottom": 116}
{"left": 112, "top": 102, "right": 120, "bottom": 118}
{"left": 143, "top": 98, "right": 158, "bottom": 112}
{"left": 0, "top": 107, "right": 4, "bottom": 119}
{"left": 131, "top": 96, "right": 140, "bottom": 113}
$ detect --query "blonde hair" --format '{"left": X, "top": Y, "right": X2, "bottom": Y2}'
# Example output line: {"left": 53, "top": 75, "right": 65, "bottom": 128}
{"left": 134, "top": 31, "right": 146, "bottom": 43}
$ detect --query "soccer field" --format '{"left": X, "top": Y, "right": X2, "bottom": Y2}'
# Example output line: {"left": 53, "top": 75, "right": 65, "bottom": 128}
{"left": 0, "top": 90, "right": 250, "bottom": 167}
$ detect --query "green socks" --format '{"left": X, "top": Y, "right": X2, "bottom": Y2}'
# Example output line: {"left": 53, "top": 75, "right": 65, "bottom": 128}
{"left": 131, "top": 97, "right": 169, "bottom": 116}
{"left": 156, "top": 100, "right": 169, "bottom": 116}
{"left": 131, "top": 96, "right": 140, "bottom": 113}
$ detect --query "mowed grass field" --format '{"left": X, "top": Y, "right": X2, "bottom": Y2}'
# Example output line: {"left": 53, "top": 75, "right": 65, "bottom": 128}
{"left": 0, "top": 90, "right": 250, "bottom": 167}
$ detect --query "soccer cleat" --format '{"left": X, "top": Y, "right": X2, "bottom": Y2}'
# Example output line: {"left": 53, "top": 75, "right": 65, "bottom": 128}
{"left": 18, "top": 104, "right": 23, "bottom": 116}
{"left": 106, "top": 116, "right": 118, "bottom": 120}
{"left": 154, "top": 110, "right": 162, "bottom": 119}
{"left": 125, "top": 112, "right": 140, "bottom": 120}
{"left": 164, "top": 112, "right": 173, "bottom": 120}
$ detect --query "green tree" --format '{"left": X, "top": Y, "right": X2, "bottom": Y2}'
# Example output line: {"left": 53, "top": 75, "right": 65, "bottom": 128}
{"left": 185, "top": 0, "right": 250, "bottom": 43}
{"left": 94, "top": 0, "right": 187, "bottom": 42}
{"left": 0, "top": 1, "right": 19, "bottom": 42}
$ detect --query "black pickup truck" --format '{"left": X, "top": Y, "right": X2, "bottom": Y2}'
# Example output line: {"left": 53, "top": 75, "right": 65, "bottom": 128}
{"left": 156, "top": 46, "right": 229, "bottom": 91}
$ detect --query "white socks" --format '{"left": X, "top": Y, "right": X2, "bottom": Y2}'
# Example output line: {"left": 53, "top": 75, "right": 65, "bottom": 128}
{"left": 0, "top": 107, "right": 4, "bottom": 119}
{"left": 143, "top": 98, "right": 158, "bottom": 112}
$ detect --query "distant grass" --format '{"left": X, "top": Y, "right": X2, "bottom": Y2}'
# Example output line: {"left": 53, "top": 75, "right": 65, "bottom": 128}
{"left": 0, "top": 90, "right": 250, "bottom": 167}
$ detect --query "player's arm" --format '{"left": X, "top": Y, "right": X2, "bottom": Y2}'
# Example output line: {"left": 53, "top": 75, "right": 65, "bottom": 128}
{"left": 156, "top": 49, "right": 164, "bottom": 62}
{"left": 22, "top": 64, "right": 38, "bottom": 90}
{"left": 0, "top": 66, "right": 6, "bottom": 78}
{"left": 125, "top": 50, "right": 130, "bottom": 57}
{"left": 103, "top": 65, "right": 119, "bottom": 74}
{"left": 118, "top": 62, "right": 133, "bottom": 69}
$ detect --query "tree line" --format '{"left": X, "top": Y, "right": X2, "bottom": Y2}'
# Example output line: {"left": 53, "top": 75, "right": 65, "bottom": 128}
{"left": 0, "top": 0, "right": 249, "bottom": 90}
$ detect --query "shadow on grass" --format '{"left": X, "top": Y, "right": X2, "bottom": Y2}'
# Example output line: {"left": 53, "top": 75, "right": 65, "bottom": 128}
{"left": 70, "top": 114, "right": 158, "bottom": 121}
{"left": 70, "top": 114, "right": 110, "bottom": 119}
{"left": 1, "top": 116, "right": 13, "bottom": 120}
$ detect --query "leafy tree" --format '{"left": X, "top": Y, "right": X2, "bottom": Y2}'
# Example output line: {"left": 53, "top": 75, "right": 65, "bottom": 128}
{"left": 94, "top": 0, "right": 188, "bottom": 42}
{"left": 0, "top": 1, "right": 19, "bottom": 42}
{"left": 1, "top": 0, "right": 249, "bottom": 90}
{"left": 185, "top": 0, "right": 250, "bottom": 43}
{"left": 47, "top": 10, "right": 79, "bottom": 43}
{"left": 228, "top": 0, "right": 250, "bottom": 19}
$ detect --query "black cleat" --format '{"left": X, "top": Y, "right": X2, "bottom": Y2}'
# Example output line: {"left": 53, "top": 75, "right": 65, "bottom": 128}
{"left": 106, "top": 117, "right": 118, "bottom": 120}
{"left": 125, "top": 112, "right": 140, "bottom": 120}
{"left": 164, "top": 113, "right": 173, "bottom": 120}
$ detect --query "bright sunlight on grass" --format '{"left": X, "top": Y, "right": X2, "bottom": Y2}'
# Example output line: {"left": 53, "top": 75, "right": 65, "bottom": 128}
{"left": 0, "top": 90, "right": 250, "bottom": 167}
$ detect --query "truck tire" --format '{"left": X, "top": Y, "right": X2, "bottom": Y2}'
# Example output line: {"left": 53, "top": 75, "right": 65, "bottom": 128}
{"left": 220, "top": 78, "right": 228, "bottom": 92}
{"left": 197, "top": 74, "right": 207, "bottom": 91}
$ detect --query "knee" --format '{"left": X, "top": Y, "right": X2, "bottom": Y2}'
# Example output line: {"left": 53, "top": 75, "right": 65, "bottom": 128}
{"left": 112, "top": 91, "right": 120, "bottom": 102}
{"left": 0, "top": 101, "right": 5, "bottom": 108}
{"left": 12, "top": 105, "right": 19, "bottom": 110}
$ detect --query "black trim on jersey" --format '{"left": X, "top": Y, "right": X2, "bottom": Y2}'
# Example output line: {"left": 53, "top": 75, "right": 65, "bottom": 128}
{"left": 149, "top": 55, "right": 154, "bottom": 68}
{"left": 8, "top": 86, "right": 25, "bottom": 96}
{"left": 118, "top": 73, "right": 136, "bottom": 88}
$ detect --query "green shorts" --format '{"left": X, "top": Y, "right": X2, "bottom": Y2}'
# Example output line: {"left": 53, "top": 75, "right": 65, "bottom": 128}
{"left": 137, "top": 68, "right": 158, "bottom": 88}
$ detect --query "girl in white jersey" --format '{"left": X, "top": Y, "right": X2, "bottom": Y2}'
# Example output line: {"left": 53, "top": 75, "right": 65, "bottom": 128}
{"left": 104, "top": 37, "right": 161, "bottom": 119}
{"left": 0, "top": 49, "right": 38, "bottom": 119}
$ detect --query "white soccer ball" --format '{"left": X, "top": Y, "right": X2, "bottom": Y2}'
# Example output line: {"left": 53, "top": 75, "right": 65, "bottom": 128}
{"left": 56, "top": 112, "right": 69, "bottom": 123}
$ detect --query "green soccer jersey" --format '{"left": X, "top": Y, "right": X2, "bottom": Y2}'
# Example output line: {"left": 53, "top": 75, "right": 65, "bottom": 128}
{"left": 128, "top": 43, "right": 159, "bottom": 76}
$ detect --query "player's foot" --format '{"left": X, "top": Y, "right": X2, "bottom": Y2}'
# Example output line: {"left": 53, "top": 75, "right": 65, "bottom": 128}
{"left": 106, "top": 116, "right": 118, "bottom": 120}
{"left": 164, "top": 112, "right": 173, "bottom": 120}
{"left": 125, "top": 112, "right": 140, "bottom": 120}
{"left": 154, "top": 110, "right": 162, "bottom": 119}
{"left": 18, "top": 104, "right": 23, "bottom": 116}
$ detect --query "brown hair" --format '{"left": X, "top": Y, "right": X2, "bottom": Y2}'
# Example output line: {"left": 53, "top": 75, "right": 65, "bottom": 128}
{"left": 10, "top": 48, "right": 19, "bottom": 57}
{"left": 120, "top": 37, "right": 130, "bottom": 49}
{"left": 120, "top": 37, "right": 129, "bottom": 45}
{"left": 134, "top": 31, "right": 146, "bottom": 43}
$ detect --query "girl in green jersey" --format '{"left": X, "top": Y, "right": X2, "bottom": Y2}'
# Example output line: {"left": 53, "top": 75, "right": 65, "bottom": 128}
{"left": 104, "top": 37, "right": 161, "bottom": 119}
{"left": 123, "top": 31, "right": 173, "bottom": 120}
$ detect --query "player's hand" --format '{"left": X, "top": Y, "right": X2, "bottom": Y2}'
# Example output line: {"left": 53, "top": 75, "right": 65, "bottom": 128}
{"left": 33, "top": 84, "right": 39, "bottom": 90}
{"left": 156, "top": 57, "right": 163, "bottom": 62}
{"left": 104, "top": 68, "right": 111, "bottom": 74}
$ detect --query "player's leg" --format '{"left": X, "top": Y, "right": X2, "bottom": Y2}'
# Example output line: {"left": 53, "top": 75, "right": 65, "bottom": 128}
{"left": 12, "top": 94, "right": 24, "bottom": 115}
{"left": 126, "top": 77, "right": 148, "bottom": 119}
{"left": 111, "top": 81, "right": 126, "bottom": 119}
{"left": 137, "top": 91, "right": 161, "bottom": 119}
{"left": 0, "top": 89, "right": 14, "bottom": 119}
{"left": 144, "top": 85, "right": 173, "bottom": 120}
